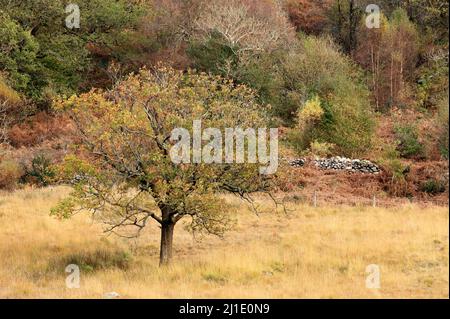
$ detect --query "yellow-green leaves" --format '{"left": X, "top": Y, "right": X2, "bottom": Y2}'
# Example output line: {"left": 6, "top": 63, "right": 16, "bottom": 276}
{"left": 55, "top": 155, "right": 98, "bottom": 183}
{"left": 297, "top": 95, "right": 324, "bottom": 125}
{"left": 52, "top": 65, "right": 271, "bottom": 238}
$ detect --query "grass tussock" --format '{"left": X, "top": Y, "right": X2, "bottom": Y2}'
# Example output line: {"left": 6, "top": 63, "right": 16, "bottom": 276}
{"left": 0, "top": 187, "right": 448, "bottom": 298}
{"left": 47, "top": 249, "right": 132, "bottom": 274}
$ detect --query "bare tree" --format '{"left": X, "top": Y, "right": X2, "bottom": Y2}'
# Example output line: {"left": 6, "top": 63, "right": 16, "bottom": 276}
{"left": 192, "top": 0, "right": 294, "bottom": 62}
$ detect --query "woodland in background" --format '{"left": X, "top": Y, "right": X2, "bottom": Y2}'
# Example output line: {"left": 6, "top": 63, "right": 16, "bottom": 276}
{"left": 0, "top": 0, "right": 449, "bottom": 200}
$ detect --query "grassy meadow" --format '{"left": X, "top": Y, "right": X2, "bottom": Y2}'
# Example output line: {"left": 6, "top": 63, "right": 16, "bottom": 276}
{"left": 0, "top": 187, "right": 448, "bottom": 299}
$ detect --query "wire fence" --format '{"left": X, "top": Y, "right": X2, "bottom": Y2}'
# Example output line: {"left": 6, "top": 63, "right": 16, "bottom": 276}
{"left": 282, "top": 190, "right": 449, "bottom": 208}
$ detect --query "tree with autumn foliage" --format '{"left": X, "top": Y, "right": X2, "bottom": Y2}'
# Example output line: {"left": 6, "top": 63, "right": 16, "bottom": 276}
{"left": 355, "top": 8, "right": 420, "bottom": 110}
{"left": 51, "top": 66, "right": 274, "bottom": 265}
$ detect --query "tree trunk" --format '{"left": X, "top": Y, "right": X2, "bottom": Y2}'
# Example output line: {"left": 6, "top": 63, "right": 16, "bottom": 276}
{"left": 348, "top": 0, "right": 357, "bottom": 54}
{"left": 337, "top": 0, "right": 342, "bottom": 37}
{"left": 159, "top": 221, "right": 175, "bottom": 266}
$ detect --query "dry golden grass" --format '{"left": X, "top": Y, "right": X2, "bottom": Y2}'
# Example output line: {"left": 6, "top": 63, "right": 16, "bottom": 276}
{"left": 0, "top": 187, "right": 448, "bottom": 299}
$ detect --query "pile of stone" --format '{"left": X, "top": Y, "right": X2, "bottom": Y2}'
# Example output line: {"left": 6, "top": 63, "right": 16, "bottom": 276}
{"left": 314, "top": 157, "right": 380, "bottom": 174}
{"left": 288, "top": 158, "right": 306, "bottom": 168}
{"left": 288, "top": 156, "right": 381, "bottom": 174}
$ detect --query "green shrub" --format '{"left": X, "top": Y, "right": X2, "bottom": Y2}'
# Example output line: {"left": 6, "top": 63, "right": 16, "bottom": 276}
{"left": 415, "top": 49, "right": 449, "bottom": 110}
{"left": 236, "top": 51, "right": 286, "bottom": 121}
{"left": 309, "top": 140, "right": 335, "bottom": 157}
{"left": 24, "top": 154, "right": 55, "bottom": 186}
{"left": 283, "top": 36, "right": 375, "bottom": 157}
{"left": 187, "top": 32, "right": 239, "bottom": 77}
{"left": 377, "top": 142, "right": 413, "bottom": 197}
{"left": 394, "top": 124, "right": 424, "bottom": 158}
{"left": 420, "top": 179, "right": 446, "bottom": 195}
